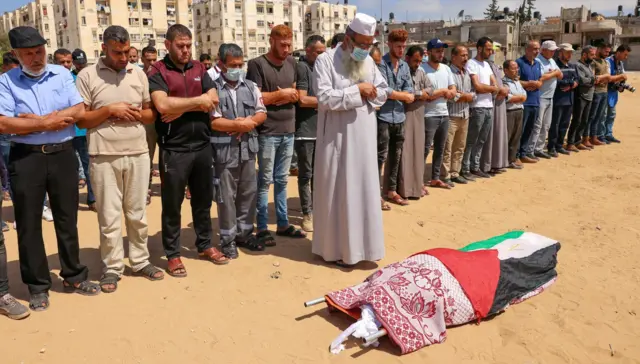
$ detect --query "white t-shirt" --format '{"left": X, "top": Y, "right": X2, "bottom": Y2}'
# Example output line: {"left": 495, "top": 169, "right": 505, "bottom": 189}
{"left": 466, "top": 58, "right": 494, "bottom": 108}
{"left": 422, "top": 63, "right": 455, "bottom": 117}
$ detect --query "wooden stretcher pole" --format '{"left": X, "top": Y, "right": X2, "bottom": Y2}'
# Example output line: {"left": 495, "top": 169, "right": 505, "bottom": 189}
{"left": 363, "top": 329, "right": 387, "bottom": 345}
{"left": 304, "top": 297, "right": 326, "bottom": 307}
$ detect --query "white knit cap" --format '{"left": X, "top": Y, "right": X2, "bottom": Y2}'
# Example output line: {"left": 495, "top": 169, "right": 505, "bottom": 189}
{"left": 349, "top": 13, "right": 377, "bottom": 37}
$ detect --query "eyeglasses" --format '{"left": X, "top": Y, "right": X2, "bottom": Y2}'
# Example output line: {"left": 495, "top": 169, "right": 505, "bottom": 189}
{"left": 349, "top": 36, "right": 374, "bottom": 50}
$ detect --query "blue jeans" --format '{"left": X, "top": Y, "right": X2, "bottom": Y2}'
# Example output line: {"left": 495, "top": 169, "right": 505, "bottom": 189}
{"left": 257, "top": 134, "right": 294, "bottom": 231}
{"left": 603, "top": 104, "right": 616, "bottom": 138}
{"left": 72, "top": 136, "right": 95, "bottom": 204}
{"left": 0, "top": 142, "right": 9, "bottom": 191}
{"left": 588, "top": 92, "right": 607, "bottom": 138}
{"left": 518, "top": 106, "right": 539, "bottom": 158}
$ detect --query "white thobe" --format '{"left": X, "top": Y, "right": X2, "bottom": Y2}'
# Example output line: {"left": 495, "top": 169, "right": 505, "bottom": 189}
{"left": 312, "top": 45, "right": 389, "bottom": 265}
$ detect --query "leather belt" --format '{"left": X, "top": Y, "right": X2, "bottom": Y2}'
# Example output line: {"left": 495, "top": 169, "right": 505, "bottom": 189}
{"left": 12, "top": 140, "right": 73, "bottom": 154}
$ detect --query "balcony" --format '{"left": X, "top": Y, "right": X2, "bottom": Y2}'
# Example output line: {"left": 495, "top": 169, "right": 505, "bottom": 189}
{"left": 579, "top": 20, "right": 621, "bottom": 33}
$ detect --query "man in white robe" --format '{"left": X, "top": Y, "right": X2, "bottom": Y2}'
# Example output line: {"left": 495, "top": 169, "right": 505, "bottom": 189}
{"left": 312, "top": 13, "right": 388, "bottom": 266}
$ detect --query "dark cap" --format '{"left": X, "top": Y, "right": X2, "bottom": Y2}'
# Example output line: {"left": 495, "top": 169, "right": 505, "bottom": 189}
{"left": 72, "top": 49, "right": 87, "bottom": 65}
{"left": 427, "top": 38, "right": 449, "bottom": 50}
{"left": 8, "top": 26, "right": 47, "bottom": 49}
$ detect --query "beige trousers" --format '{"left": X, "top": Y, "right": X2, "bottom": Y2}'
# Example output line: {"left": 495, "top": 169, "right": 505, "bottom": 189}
{"left": 90, "top": 153, "right": 151, "bottom": 276}
{"left": 441, "top": 117, "right": 469, "bottom": 180}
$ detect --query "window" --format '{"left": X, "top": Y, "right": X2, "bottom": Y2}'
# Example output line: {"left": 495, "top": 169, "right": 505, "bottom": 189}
{"left": 334, "top": 23, "right": 340, "bottom": 30}
{"left": 334, "top": 11, "right": 338, "bottom": 18}
{"left": 92, "top": 29, "right": 97, "bottom": 42}
{"left": 316, "top": 22, "right": 319, "bottom": 30}
{"left": 236, "top": 33, "right": 243, "bottom": 39}
{"left": 207, "top": 35, "right": 211, "bottom": 41}
{"left": 143, "top": 18, "right": 153, "bottom": 26}
{"left": 208, "top": 48, "right": 211, "bottom": 55}
{"left": 46, "top": 38, "right": 51, "bottom": 46}
{"left": 144, "top": 33, "right": 153, "bottom": 39}
{"left": 572, "top": 24, "right": 577, "bottom": 33}
{"left": 259, "top": 34, "right": 265, "bottom": 41}
{"left": 129, "top": 18, "right": 140, "bottom": 26}
{"left": 131, "top": 34, "right": 141, "bottom": 41}
{"left": 508, "top": 26, "right": 513, "bottom": 34}
{"left": 259, "top": 47, "right": 266, "bottom": 54}
{"left": 82, "top": 16, "right": 86, "bottom": 25}
{"left": 95, "top": 50, "right": 99, "bottom": 58}
{"left": 225, "top": 19, "right": 228, "bottom": 26}
{"left": 257, "top": 20, "right": 264, "bottom": 27}
{"left": 564, "top": 22, "right": 570, "bottom": 33}
{"left": 44, "top": 23, "right": 49, "bottom": 31}
{"left": 66, "top": 36, "right": 69, "bottom": 44}
{"left": 157, "top": 33, "right": 166, "bottom": 39}
{"left": 43, "top": 6, "right": 48, "bottom": 16}
{"left": 236, "top": 20, "right": 242, "bottom": 27}
{"left": 99, "top": 34, "right": 103, "bottom": 41}
{"left": 235, "top": 4, "right": 241, "bottom": 13}
{"left": 141, "top": 2, "right": 151, "bottom": 10}
{"left": 257, "top": 5, "right": 264, "bottom": 13}
{"left": 444, "top": 30, "right": 452, "bottom": 35}
{"left": 80, "top": 0, "right": 84, "bottom": 9}
{"left": 284, "top": 8, "right": 289, "bottom": 16}
{"left": 196, "top": 9, "right": 201, "bottom": 16}
{"left": 99, "top": 17, "right": 108, "bottom": 25}
{"left": 127, "top": 1, "right": 137, "bottom": 9}
{"left": 267, "top": 6, "right": 273, "bottom": 14}
{"left": 249, "top": 32, "right": 256, "bottom": 40}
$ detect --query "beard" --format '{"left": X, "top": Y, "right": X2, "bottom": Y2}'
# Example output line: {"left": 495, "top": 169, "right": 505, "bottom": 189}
{"left": 341, "top": 51, "right": 367, "bottom": 82}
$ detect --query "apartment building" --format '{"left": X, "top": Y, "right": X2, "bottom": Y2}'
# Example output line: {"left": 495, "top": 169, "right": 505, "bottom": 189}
{"left": 51, "top": 0, "right": 194, "bottom": 64}
{"left": 303, "top": 1, "right": 356, "bottom": 43}
{"left": 193, "top": 0, "right": 353, "bottom": 60}
{"left": 1, "top": 0, "right": 57, "bottom": 60}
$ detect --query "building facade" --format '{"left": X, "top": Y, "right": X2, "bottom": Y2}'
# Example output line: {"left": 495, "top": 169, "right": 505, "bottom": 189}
{"left": 303, "top": 1, "right": 356, "bottom": 44}
{"left": 1, "top": 0, "right": 57, "bottom": 61}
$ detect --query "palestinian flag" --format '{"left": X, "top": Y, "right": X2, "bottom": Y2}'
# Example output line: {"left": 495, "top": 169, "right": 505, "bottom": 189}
{"left": 325, "top": 231, "right": 560, "bottom": 354}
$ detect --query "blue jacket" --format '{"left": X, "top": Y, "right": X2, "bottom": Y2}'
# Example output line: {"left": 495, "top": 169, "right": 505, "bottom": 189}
{"left": 376, "top": 53, "right": 413, "bottom": 123}
{"left": 553, "top": 58, "right": 579, "bottom": 106}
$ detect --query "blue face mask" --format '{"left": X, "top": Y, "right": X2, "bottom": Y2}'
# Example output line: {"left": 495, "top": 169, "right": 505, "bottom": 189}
{"left": 351, "top": 47, "right": 369, "bottom": 62}
{"left": 224, "top": 68, "right": 243, "bottom": 81}
{"left": 422, "top": 56, "right": 428, "bottom": 63}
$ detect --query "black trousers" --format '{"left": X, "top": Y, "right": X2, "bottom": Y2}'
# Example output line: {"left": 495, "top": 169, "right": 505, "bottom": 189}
{"left": 295, "top": 140, "right": 315, "bottom": 215}
{"left": 0, "top": 195, "right": 8, "bottom": 295}
{"left": 548, "top": 104, "right": 573, "bottom": 151}
{"left": 159, "top": 145, "right": 213, "bottom": 259}
{"left": 9, "top": 144, "right": 88, "bottom": 294}
{"left": 377, "top": 120, "right": 405, "bottom": 192}
{"left": 567, "top": 97, "right": 592, "bottom": 146}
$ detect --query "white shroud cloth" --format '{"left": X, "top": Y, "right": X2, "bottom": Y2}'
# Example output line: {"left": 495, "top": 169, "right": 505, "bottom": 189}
{"left": 311, "top": 45, "right": 388, "bottom": 265}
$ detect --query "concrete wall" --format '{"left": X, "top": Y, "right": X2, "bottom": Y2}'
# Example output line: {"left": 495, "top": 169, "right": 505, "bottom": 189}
{"left": 626, "top": 44, "right": 640, "bottom": 70}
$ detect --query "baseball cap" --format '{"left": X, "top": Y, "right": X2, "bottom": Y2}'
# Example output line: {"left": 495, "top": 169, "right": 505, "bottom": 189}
{"left": 558, "top": 43, "right": 574, "bottom": 51}
{"left": 72, "top": 49, "right": 87, "bottom": 65}
{"left": 427, "top": 38, "right": 448, "bottom": 50}
{"left": 541, "top": 40, "right": 559, "bottom": 51}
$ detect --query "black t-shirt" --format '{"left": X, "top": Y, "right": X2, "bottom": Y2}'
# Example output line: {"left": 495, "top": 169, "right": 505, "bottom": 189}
{"left": 295, "top": 60, "right": 317, "bottom": 139}
{"left": 246, "top": 55, "right": 297, "bottom": 135}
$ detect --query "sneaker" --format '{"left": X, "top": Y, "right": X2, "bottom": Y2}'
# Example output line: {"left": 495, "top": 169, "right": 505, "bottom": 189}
{"left": 461, "top": 172, "right": 476, "bottom": 182}
{"left": 42, "top": 206, "right": 54, "bottom": 222}
{"left": 1, "top": 221, "right": 8, "bottom": 232}
{"left": 471, "top": 170, "right": 491, "bottom": 178}
{"left": 451, "top": 176, "right": 468, "bottom": 184}
{"left": 302, "top": 214, "right": 314, "bottom": 232}
{"left": 558, "top": 148, "right": 570, "bottom": 155}
{"left": 598, "top": 136, "right": 610, "bottom": 144}
{"left": 0, "top": 293, "right": 30, "bottom": 320}
{"left": 606, "top": 136, "right": 621, "bottom": 143}
{"left": 527, "top": 154, "right": 540, "bottom": 161}
{"left": 534, "top": 151, "right": 551, "bottom": 159}
{"left": 548, "top": 150, "right": 559, "bottom": 158}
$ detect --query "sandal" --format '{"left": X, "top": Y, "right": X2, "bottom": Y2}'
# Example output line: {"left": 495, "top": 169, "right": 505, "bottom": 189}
{"left": 167, "top": 257, "right": 188, "bottom": 277}
{"left": 134, "top": 264, "right": 164, "bottom": 281}
{"left": 256, "top": 230, "right": 277, "bottom": 247}
{"left": 199, "top": 247, "right": 230, "bottom": 265}
{"left": 276, "top": 225, "right": 307, "bottom": 238}
{"left": 99, "top": 273, "right": 120, "bottom": 293}
{"left": 78, "top": 179, "right": 86, "bottom": 189}
{"left": 387, "top": 194, "right": 409, "bottom": 206}
{"left": 381, "top": 198, "right": 391, "bottom": 211}
{"left": 63, "top": 280, "right": 101, "bottom": 296}
{"left": 430, "top": 180, "right": 452, "bottom": 190}
{"left": 29, "top": 292, "right": 50, "bottom": 312}
{"left": 237, "top": 235, "right": 265, "bottom": 252}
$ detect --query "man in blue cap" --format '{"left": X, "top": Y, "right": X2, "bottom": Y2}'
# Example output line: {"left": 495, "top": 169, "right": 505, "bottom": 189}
{"left": 0, "top": 26, "right": 100, "bottom": 313}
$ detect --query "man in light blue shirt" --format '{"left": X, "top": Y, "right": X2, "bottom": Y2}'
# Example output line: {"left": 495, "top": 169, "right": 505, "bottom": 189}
{"left": 0, "top": 27, "right": 100, "bottom": 312}
{"left": 530, "top": 41, "right": 562, "bottom": 159}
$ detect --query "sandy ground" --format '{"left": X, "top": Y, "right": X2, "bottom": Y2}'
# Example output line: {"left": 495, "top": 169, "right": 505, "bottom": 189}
{"left": 1, "top": 75, "right": 640, "bottom": 364}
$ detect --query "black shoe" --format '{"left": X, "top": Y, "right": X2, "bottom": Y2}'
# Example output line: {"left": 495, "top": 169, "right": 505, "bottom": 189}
{"left": 451, "top": 176, "right": 468, "bottom": 184}
{"left": 598, "top": 137, "right": 610, "bottom": 144}
{"left": 534, "top": 151, "right": 551, "bottom": 159}
{"left": 548, "top": 150, "right": 559, "bottom": 158}
{"left": 442, "top": 179, "right": 455, "bottom": 188}
{"left": 471, "top": 169, "right": 491, "bottom": 178}
{"left": 527, "top": 154, "right": 540, "bottom": 161}
{"left": 509, "top": 162, "right": 524, "bottom": 170}
{"left": 606, "top": 136, "right": 621, "bottom": 143}
{"left": 221, "top": 242, "right": 239, "bottom": 259}
{"left": 461, "top": 172, "right": 476, "bottom": 182}
{"left": 557, "top": 148, "right": 570, "bottom": 155}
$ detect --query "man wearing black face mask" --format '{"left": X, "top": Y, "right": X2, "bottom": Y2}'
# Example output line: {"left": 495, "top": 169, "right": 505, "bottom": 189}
{"left": 566, "top": 46, "right": 597, "bottom": 152}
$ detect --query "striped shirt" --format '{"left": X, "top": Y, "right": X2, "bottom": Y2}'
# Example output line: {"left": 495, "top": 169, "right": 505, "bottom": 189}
{"left": 447, "top": 64, "right": 473, "bottom": 119}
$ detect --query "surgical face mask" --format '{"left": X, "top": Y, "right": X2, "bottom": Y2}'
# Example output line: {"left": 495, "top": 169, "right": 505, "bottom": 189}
{"left": 22, "top": 66, "right": 46, "bottom": 78}
{"left": 422, "top": 55, "right": 428, "bottom": 63}
{"left": 351, "top": 47, "right": 369, "bottom": 62}
{"left": 224, "top": 67, "right": 243, "bottom": 81}
{"left": 488, "top": 54, "right": 495, "bottom": 63}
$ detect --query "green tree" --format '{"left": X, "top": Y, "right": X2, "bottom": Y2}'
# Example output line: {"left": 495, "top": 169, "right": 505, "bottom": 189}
{"left": 484, "top": 0, "right": 500, "bottom": 20}
{"left": 526, "top": 0, "right": 535, "bottom": 21}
